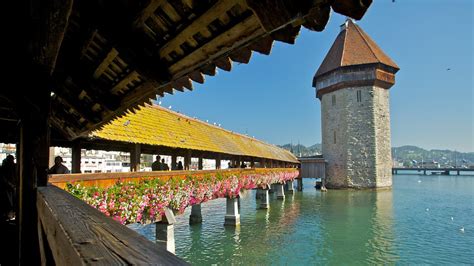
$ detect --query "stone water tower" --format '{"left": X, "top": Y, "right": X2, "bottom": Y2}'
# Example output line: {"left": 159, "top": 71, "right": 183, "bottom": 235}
{"left": 313, "top": 19, "right": 399, "bottom": 188}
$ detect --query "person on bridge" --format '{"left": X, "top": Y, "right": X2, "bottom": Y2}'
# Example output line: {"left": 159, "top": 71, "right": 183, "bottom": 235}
{"left": 1, "top": 155, "right": 17, "bottom": 220}
{"left": 177, "top": 161, "right": 184, "bottom": 170}
{"left": 151, "top": 155, "right": 162, "bottom": 171}
{"left": 240, "top": 162, "right": 246, "bottom": 168}
{"left": 161, "top": 159, "right": 169, "bottom": 171}
{"left": 48, "top": 156, "right": 70, "bottom": 175}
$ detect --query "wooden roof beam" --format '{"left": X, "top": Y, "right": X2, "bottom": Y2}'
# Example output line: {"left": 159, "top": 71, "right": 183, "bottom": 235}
{"left": 331, "top": 0, "right": 372, "bottom": 20}
{"left": 110, "top": 70, "right": 141, "bottom": 95}
{"left": 188, "top": 71, "right": 205, "bottom": 84}
{"left": 201, "top": 63, "right": 217, "bottom": 76}
{"left": 133, "top": 0, "right": 168, "bottom": 28}
{"left": 168, "top": 15, "right": 264, "bottom": 76}
{"left": 93, "top": 48, "right": 119, "bottom": 79}
{"left": 30, "top": 0, "right": 74, "bottom": 75}
{"left": 229, "top": 47, "right": 252, "bottom": 64}
{"left": 246, "top": 0, "right": 331, "bottom": 33}
{"left": 215, "top": 57, "right": 232, "bottom": 72}
{"left": 271, "top": 24, "right": 301, "bottom": 44}
{"left": 159, "top": 0, "right": 246, "bottom": 61}
{"left": 247, "top": 35, "right": 274, "bottom": 55}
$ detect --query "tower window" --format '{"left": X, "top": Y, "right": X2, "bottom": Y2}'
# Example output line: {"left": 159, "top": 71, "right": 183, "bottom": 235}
{"left": 332, "top": 95, "right": 336, "bottom": 106}
{"left": 357, "top": 90, "right": 362, "bottom": 102}
{"left": 333, "top": 131, "right": 336, "bottom": 144}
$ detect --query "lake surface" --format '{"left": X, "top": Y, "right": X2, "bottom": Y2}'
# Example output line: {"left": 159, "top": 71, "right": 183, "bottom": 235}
{"left": 130, "top": 174, "right": 474, "bottom": 264}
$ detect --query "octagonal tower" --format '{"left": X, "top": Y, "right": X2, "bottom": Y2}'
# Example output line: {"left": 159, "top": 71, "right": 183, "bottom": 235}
{"left": 313, "top": 19, "right": 399, "bottom": 189}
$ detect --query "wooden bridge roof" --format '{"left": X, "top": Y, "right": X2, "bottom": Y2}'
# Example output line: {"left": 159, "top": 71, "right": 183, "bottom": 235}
{"left": 34, "top": 0, "right": 372, "bottom": 140}
{"left": 92, "top": 104, "right": 299, "bottom": 163}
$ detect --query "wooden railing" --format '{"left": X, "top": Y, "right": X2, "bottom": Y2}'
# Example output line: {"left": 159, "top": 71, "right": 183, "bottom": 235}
{"left": 49, "top": 168, "right": 297, "bottom": 189}
{"left": 36, "top": 185, "right": 188, "bottom": 265}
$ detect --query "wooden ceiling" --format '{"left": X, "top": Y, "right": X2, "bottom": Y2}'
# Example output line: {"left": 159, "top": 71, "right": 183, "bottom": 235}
{"left": 45, "top": 0, "right": 372, "bottom": 140}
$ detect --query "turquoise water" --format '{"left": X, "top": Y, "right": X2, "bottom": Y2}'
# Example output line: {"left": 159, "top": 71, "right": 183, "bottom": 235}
{"left": 130, "top": 175, "right": 474, "bottom": 264}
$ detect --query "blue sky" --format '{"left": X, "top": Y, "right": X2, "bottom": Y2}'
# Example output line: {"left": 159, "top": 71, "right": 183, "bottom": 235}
{"left": 159, "top": 0, "right": 473, "bottom": 152}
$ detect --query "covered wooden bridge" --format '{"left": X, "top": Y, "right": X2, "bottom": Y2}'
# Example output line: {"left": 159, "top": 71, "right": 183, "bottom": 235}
{"left": 52, "top": 103, "right": 299, "bottom": 173}
{"left": 1, "top": 0, "right": 372, "bottom": 264}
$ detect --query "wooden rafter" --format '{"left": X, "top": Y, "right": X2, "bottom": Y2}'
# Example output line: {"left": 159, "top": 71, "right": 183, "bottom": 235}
{"left": 169, "top": 15, "right": 263, "bottom": 75}
{"left": 93, "top": 48, "right": 119, "bottom": 79}
{"left": 159, "top": 0, "right": 246, "bottom": 61}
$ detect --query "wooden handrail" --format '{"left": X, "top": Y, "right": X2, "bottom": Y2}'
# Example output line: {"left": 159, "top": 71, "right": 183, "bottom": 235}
{"left": 36, "top": 186, "right": 189, "bottom": 265}
{"left": 49, "top": 168, "right": 297, "bottom": 189}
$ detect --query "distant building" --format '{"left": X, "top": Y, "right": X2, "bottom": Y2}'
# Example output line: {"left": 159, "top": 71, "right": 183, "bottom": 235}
{"left": 313, "top": 20, "right": 399, "bottom": 188}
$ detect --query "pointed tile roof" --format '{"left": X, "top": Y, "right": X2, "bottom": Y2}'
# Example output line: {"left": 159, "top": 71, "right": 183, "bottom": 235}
{"left": 315, "top": 19, "right": 399, "bottom": 77}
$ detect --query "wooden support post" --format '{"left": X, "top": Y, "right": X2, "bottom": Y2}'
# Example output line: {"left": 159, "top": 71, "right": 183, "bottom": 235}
{"left": 18, "top": 79, "right": 51, "bottom": 264}
{"left": 297, "top": 178, "right": 303, "bottom": 191}
{"left": 198, "top": 156, "right": 203, "bottom": 170}
{"left": 258, "top": 188, "right": 270, "bottom": 209}
{"left": 261, "top": 158, "right": 266, "bottom": 168}
{"left": 275, "top": 183, "right": 285, "bottom": 199}
{"left": 216, "top": 154, "right": 221, "bottom": 169}
{"left": 130, "top": 144, "right": 141, "bottom": 172}
{"left": 269, "top": 160, "right": 274, "bottom": 168}
{"left": 184, "top": 150, "right": 191, "bottom": 170}
{"left": 48, "top": 147, "right": 55, "bottom": 168}
{"left": 155, "top": 208, "right": 176, "bottom": 254}
{"left": 250, "top": 160, "right": 255, "bottom": 168}
{"left": 71, "top": 142, "right": 81, "bottom": 173}
{"left": 170, "top": 154, "right": 177, "bottom": 170}
{"left": 286, "top": 180, "right": 294, "bottom": 194}
{"left": 224, "top": 197, "right": 240, "bottom": 226}
{"left": 189, "top": 204, "right": 202, "bottom": 224}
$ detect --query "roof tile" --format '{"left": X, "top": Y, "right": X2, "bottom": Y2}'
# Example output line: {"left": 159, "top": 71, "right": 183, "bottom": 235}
{"left": 315, "top": 19, "right": 399, "bottom": 77}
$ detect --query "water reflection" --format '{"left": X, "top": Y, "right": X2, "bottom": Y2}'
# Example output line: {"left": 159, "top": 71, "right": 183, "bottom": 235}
{"left": 369, "top": 189, "right": 399, "bottom": 263}
{"left": 130, "top": 177, "right": 473, "bottom": 264}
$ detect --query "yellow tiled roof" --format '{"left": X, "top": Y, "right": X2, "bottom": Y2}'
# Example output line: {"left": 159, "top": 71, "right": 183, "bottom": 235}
{"left": 93, "top": 104, "right": 298, "bottom": 163}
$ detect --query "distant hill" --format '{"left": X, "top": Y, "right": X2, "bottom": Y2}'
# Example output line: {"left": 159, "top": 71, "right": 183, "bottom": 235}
{"left": 391, "top": 145, "right": 473, "bottom": 167}
{"left": 278, "top": 143, "right": 321, "bottom": 157}
{"left": 279, "top": 143, "right": 473, "bottom": 167}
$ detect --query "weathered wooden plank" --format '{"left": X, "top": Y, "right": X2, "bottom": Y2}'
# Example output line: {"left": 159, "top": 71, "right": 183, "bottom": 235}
{"left": 37, "top": 186, "right": 188, "bottom": 265}
{"left": 80, "top": 30, "right": 99, "bottom": 60}
{"left": 245, "top": 0, "right": 296, "bottom": 32}
{"left": 271, "top": 24, "right": 301, "bottom": 44}
{"left": 172, "top": 77, "right": 193, "bottom": 91}
{"left": 247, "top": 35, "right": 274, "bottom": 55}
{"left": 30, "top": 0, "right": 74, "bottom": 74}
{"left": 110, "top": 71, "right": 141, "bottom": 95}
{"left": 331, "top": 0, "right": 372, "bottom": 20}
{"left": 133, "top": 0, "right": 167, "bottom": 28}
{"left": 215, "top": 56, "right": 232, "bottom": 71}
{"left": 168, "top": 15, "right": 263, "bottom": 75}
{"left": 93, "top": 48, "right": 119, "bottom": 79}
{"left": 17, "top": 86, "right": 52, "bottom": 264}
{"left": 159, "top": 0, "right": 245, "bottom": 59}
{"left": 302, "top": 4, "right": 331, "bottom": 32}
{"left": 201, "top": 63, "right": 217, "bottom": 76}
{"left": 161, "top": 2, "right": 182, "bottom": 23}
{"left": 188, "top": 71, "right": 205, "bottom": 84}
{"left": 229, "top": 47, "right": 252, "bottom": 64}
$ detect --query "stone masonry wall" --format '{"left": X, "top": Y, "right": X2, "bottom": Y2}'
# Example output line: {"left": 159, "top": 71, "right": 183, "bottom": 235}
{"left": 373, "top": 87, "right": 393, "bottom": 187}
{"left": 321, "top": 86, "right": 392, "bottom": 188}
